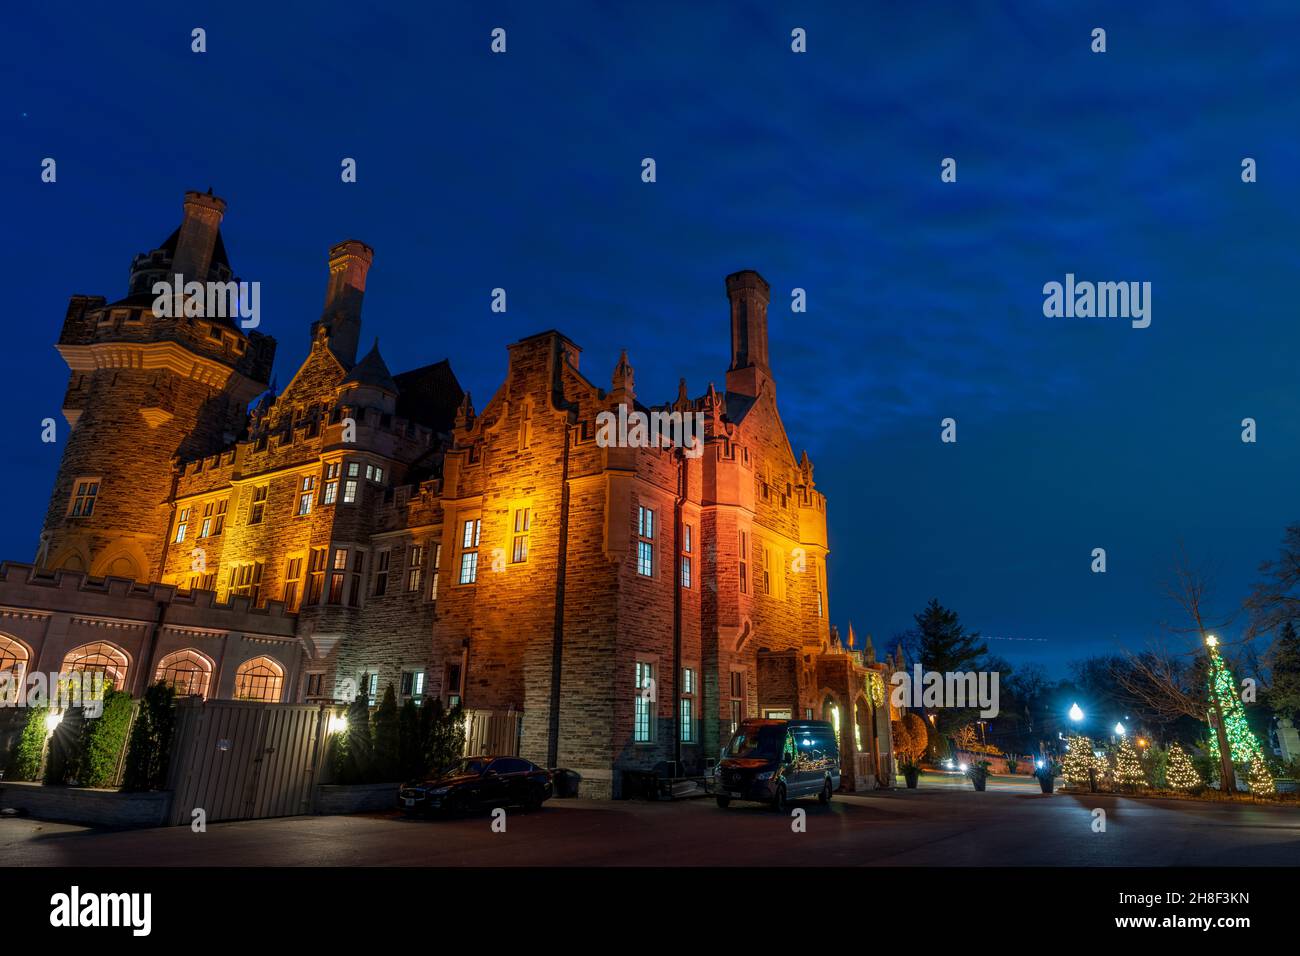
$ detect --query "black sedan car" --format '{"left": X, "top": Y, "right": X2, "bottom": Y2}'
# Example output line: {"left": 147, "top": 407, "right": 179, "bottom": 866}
{"left": 399, "top": 756, "right": 554, "bottom": 815}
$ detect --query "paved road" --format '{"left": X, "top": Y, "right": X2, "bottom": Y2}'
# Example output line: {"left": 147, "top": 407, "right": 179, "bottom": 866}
{"left": 3, "top": 785, "right": 1298, "bottom": 867}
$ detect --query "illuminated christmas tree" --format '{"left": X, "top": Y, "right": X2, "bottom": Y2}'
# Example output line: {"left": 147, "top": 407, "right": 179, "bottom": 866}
{"left": 1247, "top": 753, "right": 1275, "bottom": 796}
{"left": 1164, "top": 742, "right": 1201, "bottom": 790}
{"left": 1112, "top": 739, "right": 1146, "bottom": 790}
{"left": 1204, "top": 639, "right": 1271, "bottom": 780}
{"left": 1061, "top": 735, "right": 1096, "bottom": 789}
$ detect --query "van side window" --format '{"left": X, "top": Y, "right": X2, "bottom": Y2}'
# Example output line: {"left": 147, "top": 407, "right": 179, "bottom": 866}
{"left": 783, "top": 734, "right": 797, "bottom": 764}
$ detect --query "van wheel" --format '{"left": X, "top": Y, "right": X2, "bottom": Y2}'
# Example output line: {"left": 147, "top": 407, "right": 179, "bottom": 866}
{"left": 819, "top": 778, "right": 832, "bottom": 804}
{"left": 772, "top": 784, "right": 788, "bottom": 812}
{"left": 715, "top": 796, "right": 731, "bottom": 809}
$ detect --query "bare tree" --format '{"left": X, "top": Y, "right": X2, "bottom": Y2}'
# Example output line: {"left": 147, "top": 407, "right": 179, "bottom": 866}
{"left": 1112, "top": 650, "right": 1202, "bottom": 720}
{"left": 1245, "top": 522, "right": 1300, "bottom": 640}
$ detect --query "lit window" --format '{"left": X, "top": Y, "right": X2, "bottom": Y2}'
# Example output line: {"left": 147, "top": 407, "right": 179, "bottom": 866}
{"left": 459, "top": 519, "right": 481, "bottom": 584}
{"left": 637, "top": 506, "right": 654, "bottom": 577}
{"left": 249, "top": 485, "right": 268, "bottom": 524}
{"left": 408, "top": 544, "right": 425, "bottom": 592}
{"left": 680, "top": 667, "right": 696, "bottom": 743}
{"left": 199, "top": 500, "right": 224, "bottom": 537}
{"left": 69, "top": 479, "right": 100, "bottom": 517}
{"left": 681, "top": 523, "right": 693, "bottom": 588}
{"left": 175, "top": 507, "right": 191, "bottom": 543}
{"left": 0, "top": 635, "right": 30, "bottom": 691}
{"left": 234, "top": 656, "right": 284, "bottom": 703}
{"left": 328, "top": 548, "right": 348, "bottom": 604}
{"left": 401, "top": 669, "right": 425, "bottom": 700}
{"left": 634, "top": 661, "right": 655, "bottom": 743}
{"left": 61, "top": 641, "right": 129, "bottom": 691}
{"left": 511, "top": 508, "right": 531, "bottom": 563}
{"left": 297, "top": 475, "right": 316, "bottom": 515}
{"left": 431, "top": 543, "right": 442, "bottom": 600}
{"left": 155, "top": 649, "right": 212, "bottom": 698}
{"left": 360, "top": 671, "right": 379, "bottom": 706}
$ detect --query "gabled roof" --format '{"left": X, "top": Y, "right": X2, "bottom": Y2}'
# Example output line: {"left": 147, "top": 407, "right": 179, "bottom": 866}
{"left": 341, "top": 340, "right": 398, "bottom": 392}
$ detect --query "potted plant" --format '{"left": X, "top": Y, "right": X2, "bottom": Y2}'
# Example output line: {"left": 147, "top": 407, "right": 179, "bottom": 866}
{"left": 1005, "top": 756, "right": 1019, "bottom": 775}
{"left": 966, "top": 759, "right": 991, "bottom": 791}
{"left": 1034, "top": 759, "right": 1060, "bottom": 794}
{"left": 900, "top": 757, "right": 921, "bottom": 789}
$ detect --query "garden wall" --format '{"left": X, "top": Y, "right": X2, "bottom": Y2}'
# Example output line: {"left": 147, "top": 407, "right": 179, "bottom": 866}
{"left": 0, "top": 780, "right": 170, "bottom": 828}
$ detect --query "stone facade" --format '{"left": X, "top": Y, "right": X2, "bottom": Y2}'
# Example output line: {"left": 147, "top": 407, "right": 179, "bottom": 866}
{"left": 4, "top": 190, "right": 893, "bottom": 797}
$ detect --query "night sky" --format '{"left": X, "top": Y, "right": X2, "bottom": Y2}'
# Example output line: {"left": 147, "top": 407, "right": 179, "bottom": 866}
{"left": 3, "top": 3, "right": 1298, "bottom": 676}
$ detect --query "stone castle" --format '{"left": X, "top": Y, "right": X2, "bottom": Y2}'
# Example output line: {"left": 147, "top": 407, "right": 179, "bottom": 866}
{"left": 0, "top": 190, "right": 893, "bottom": 796}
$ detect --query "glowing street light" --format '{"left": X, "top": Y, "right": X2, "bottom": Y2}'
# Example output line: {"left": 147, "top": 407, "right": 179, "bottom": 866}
{"left": 1114, "top": 721, "right": 1126, "bottom": 737}
{"left": 1068, "top": 702, "right": 1084, "bottom": 723}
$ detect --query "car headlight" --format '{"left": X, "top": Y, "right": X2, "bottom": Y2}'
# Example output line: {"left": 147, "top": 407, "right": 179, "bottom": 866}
{"left": 756, "top": 771, "right": 775, "bottom": 781}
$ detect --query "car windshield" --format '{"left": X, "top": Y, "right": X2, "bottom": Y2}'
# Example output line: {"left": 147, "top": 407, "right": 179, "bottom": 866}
{"left": 724, "top": 726, "right": 784, "bottom": 759}
{"left": 439, "top": 758, "right": 487, "bottom": 778}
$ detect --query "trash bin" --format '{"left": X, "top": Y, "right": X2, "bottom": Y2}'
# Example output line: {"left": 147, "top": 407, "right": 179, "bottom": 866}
{"left": 551, "top": 768, "right": 581, "bottom": 798}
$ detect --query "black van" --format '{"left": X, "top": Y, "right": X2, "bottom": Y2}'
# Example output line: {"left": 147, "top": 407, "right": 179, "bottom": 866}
{"left": 714, "top": 718, "right": 841, "bottom": 810}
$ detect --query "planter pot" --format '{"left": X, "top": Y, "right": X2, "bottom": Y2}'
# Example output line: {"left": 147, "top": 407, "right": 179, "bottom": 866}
{"left": 1037, "top": 775, "right": 1055, "bottom": 794}
{"left": 969, "top": 774, "right": 987, "bottom": 792}
{"left": 902, "top": 769, "right": 920, "bottom": 789}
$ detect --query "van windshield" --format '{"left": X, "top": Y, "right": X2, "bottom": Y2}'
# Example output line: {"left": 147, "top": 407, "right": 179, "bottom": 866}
{"left": 725, "top": 726, "right": 784, "bottom": 759}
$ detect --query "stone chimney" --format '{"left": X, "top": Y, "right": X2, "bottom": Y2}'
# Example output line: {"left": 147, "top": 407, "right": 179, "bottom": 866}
{"left": 313, "top": 239, "right": 373, "bottom": 366}
{"left": 725, "top": 269, "right": 771, "bottom": 397}
{"left": 171, "top": 190, "right": 227, "bottom": 282}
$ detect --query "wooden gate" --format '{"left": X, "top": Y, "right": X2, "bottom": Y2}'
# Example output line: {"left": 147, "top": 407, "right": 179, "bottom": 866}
{"left": 462, "top": 709, "right": 522, "bottom": 757}
{"left": 165, "top": 699, "right": 329, "bottom": 826}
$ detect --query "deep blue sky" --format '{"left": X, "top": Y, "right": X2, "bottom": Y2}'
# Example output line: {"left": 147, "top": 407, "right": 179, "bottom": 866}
{"left": 3, "top": 2, "right": 1298, "bottom": 676}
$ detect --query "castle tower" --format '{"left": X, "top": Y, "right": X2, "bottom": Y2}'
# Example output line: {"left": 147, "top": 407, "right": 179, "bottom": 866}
{"left": 311, "top": 240, "right": 373, "bottom": 367}
{"left": 39, "top": 190, "right": 275, "bottom": 583}
{"left": 724, "top": 269, "right": 772, "bottom": 397}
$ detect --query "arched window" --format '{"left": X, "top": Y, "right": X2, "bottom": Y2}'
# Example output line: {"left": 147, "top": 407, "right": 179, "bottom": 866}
{"left": 154, "top": 649, "right": 213, "bottom": 698}
{"left": 61, "top": 641, "right": 130, "bottom": 690}
{"left": 0, "top": 635, "right": 30, "bottom": 689}
{"left": 234, "top": 656, "right": 284, "bottom": 703}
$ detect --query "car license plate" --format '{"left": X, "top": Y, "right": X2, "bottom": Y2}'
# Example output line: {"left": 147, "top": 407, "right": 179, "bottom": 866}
{"left": 404, "top": 797, "right": 415, "bottom": 807}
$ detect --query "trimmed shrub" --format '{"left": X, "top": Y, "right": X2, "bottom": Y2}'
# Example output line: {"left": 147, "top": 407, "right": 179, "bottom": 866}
{"left": 122, "top": 681, "right": 176, "bottom": 791}
{"left": 7, "top": 705, "right": 49, "bottom": 781}
{"left": 372, "top": 684, "right": 400, "bottom": 781}
{"left": 398, "top": 699, "right": 421, "bottom": 780}
{"left": 337, "top": 694, "right": 373, "bottom": 784}
{"left": 74, "top": 689, "right": 135, "bottom": 788}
